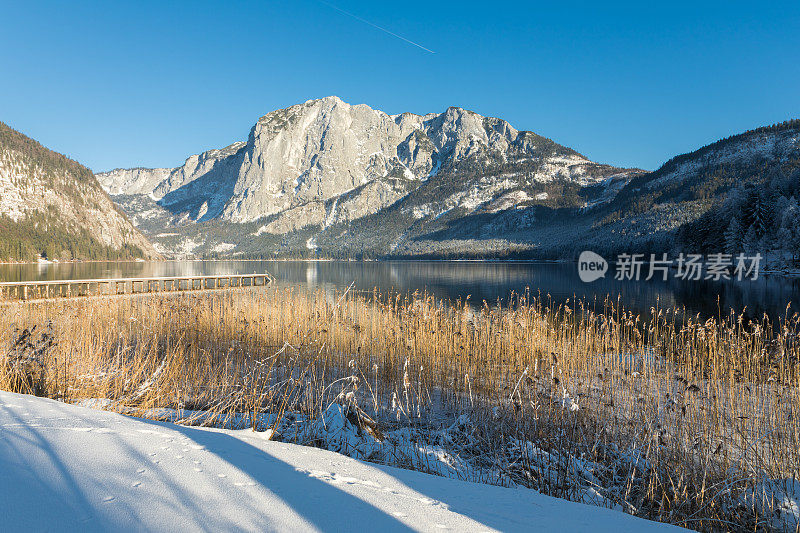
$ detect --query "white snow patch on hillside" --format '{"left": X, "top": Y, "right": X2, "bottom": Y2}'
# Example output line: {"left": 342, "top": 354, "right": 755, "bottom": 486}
{"left": 136, "top": 209, "right": 163, "bottom": 221}
{"left": 484, "top": 190, "right": 532, "bottom": 213}
{"left": 325, "top": 197, "right": 339, "bottom": 228}
{"left": 211, "top": 242, "right": 236, "bottom": 253}
{"left": 0, "top": 391, "right": 679, "bottom": 532}
{"left": 196, "top": 201, "right": 209, "bottom": 221}
{"left": 649, "top": 132, "right": 800, "bottom": 188}
{"left": 430, "top": 177, "right": 518, "bottom": 214}
{"left": 410, "top": 205, "right": 433, "bottom": 219}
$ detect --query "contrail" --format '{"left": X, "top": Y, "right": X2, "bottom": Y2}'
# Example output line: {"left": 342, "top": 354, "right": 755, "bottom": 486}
{"left": 318, "top": 1, "right": 435, "bottom": 54}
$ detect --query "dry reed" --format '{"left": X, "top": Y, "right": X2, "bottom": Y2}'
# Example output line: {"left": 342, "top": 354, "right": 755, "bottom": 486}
{"left": 1, "top": 286, "right": 798, "bottom": 531}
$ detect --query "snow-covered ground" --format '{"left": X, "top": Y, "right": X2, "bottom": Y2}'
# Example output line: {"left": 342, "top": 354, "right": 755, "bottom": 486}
{"left": 0, "top": 391, "right": 679, "bottom": 532}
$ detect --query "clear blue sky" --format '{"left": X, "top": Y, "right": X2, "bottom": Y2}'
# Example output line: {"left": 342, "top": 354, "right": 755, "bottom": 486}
{"left": 1, "top": 1, "right": 798, "bottom": 172}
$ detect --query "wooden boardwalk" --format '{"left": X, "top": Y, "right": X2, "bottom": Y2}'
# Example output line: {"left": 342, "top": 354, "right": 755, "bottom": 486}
{"left": 0, "top": 272, "right": 273, "bottom": 301}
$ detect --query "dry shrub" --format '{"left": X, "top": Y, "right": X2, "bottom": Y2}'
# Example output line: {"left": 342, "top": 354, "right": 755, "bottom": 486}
{"left": 1, "top": 323, "right": 56, "bottom": 396}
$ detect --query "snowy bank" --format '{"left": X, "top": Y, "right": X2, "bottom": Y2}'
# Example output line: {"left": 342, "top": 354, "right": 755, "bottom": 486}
{"left": 0, "top": 391, "right": 678, "bottom": 532}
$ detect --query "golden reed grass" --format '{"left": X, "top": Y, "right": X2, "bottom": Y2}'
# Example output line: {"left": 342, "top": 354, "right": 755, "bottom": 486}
{"left": 1, "top": 286, "right": 798, "bottom": 530}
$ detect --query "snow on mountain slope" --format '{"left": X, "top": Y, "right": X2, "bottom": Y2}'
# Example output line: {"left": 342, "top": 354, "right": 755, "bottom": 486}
{"left": 97, "top": 167, "right": 172, "bottom": 196}
{"left": 0, "top": 121, "right": 158, "bottom": 260}
{"left": 644, "top": 127, "right": 800, "bottom": 189}
{"left": 0, "top": 391, "right": 678, "bottom": 532}
{"left": 97, "top": 97, "right": 629, "bottom": 231}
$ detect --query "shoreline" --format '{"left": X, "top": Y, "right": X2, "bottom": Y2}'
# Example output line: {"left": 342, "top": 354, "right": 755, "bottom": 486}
{"left": 3, "top": 256, "right": 800, "bottom": 277}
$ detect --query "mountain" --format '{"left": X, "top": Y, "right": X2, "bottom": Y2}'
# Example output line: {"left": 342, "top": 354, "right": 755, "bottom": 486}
{"left": 0, "top": 121, "right": 158, "bottom": 262}
{"left": 97, "top": 96, "right": 638, "bottom": 258}
{"left": 96, "top": 97, "right": 800, "bottom": 263}
{"left": 584, "top": 120, "right": 800, "bottom": 260}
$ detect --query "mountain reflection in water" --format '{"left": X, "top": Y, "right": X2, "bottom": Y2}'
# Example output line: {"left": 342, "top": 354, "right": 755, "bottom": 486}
{"left": 2, "top": 260, "right": 798, "bottom": 323}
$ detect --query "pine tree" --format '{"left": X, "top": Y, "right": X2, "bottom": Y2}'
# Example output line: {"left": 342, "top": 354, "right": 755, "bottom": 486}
{"left": 753, "top": 191, "right": 775, "bottom": 236}
{"left": 778, "top": 204, "right": 800, "bottom": 264}
{"left": 742, "top": 224, "right": 759, "bottom": 254}
{"left": 724, "top": 217, "right": 742, "bottom": 254}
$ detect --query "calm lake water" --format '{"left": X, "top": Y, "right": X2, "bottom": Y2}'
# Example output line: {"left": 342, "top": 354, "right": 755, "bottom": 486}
{"left": 2, "top": 260, "right": 799, "bottom": 322}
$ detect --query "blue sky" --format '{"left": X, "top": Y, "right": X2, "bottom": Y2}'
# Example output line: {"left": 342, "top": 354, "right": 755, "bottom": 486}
{"left": 1, "top": 1, "right": 798, "bottom": 172}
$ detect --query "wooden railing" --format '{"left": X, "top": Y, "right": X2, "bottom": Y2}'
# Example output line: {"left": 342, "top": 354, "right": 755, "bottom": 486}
{"left": 0, "top": 272, "right": 273, "bottom": 301}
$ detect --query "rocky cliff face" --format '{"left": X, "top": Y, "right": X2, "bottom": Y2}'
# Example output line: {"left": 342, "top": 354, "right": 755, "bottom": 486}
{"left": 91, "top": 103, "right": 800, "bottom": 260}
{"left": 0, "top": 121, "right": 159, "bottom": 261}
{"left": 97, "top": 96, "right": 633, "bottom": 256}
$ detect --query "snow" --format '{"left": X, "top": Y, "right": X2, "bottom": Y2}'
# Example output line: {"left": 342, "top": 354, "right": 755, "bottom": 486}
{"left": 422, "top": 177, "right": 520, "bottom": 216}
{"left": 410, "top": 205, "right": 434, "bottom": 219}
{"left": 324, "top": 197, "right": 339, "bottom": 228}
{"left": 484, "top": 190, "right": 532, "bottom": 213}
{"left": 210, "top": 242, "right": 236, "bottom": 253}
{"left": 742, "top": 478, "right": 800, "bottom": 529}
{"left": 136, "top": 209, "right": 163, "bottom": 220}
{"left": 427, "top": 160, "right": 441, "bottom": 178}
{"left": 649, "top": 131, "right": 800, "bottom": 188}
{"left": 177, "top": 237, "right": 202, "bottom": 254}
{"left": 0, "top": 391, "right": 679, "bottom": 532}
{"left": 196, "top": 201, "right": 209, "bottom": 221}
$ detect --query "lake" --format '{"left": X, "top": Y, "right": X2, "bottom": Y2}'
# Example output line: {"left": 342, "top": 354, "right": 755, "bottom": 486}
{"left": 2, "top": 260, "right": 799, "bottom": 322}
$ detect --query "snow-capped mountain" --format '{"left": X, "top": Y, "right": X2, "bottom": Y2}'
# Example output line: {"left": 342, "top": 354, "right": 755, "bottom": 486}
{"left": 96, "top": 96, "right": 800, "bottom": 261}
{"left": 96, "top": 96, "right": 635, "bottom": 256}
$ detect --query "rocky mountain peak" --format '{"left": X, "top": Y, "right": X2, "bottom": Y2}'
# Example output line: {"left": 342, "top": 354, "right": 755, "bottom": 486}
{"left": 96, "top": 97, "right": 632, "bottom": 256}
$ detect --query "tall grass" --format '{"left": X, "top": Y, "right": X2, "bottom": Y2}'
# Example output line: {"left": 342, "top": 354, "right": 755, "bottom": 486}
{"left": 1, "top": 286, "right": 798, "bottom": 530}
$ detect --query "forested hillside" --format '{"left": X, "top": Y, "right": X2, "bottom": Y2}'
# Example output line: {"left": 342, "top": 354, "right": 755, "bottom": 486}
{"left": 0, "top": 121, "right": 158, "bottom": 262}
{"left": 590, "top": 120, "right": 800, "bottom": 263}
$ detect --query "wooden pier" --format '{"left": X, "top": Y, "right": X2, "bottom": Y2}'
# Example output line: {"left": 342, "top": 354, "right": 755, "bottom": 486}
{"left": 0, "top": 272, "right": 273, "bottom": 301}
